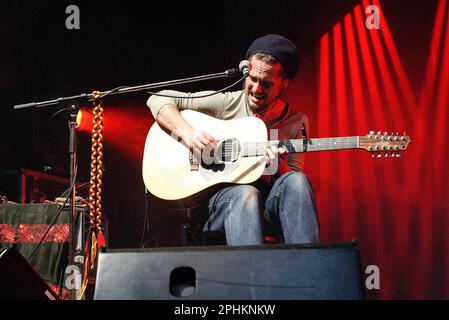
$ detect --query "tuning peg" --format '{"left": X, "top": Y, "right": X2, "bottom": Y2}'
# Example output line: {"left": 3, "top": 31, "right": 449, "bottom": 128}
{"left": 371, "top": 152, "right": 375, "bottom": 158}
{"left": 377, "top": 152, "right": 382, "bottom": 158}
{"left": 377, "top": 131, "right": 381, "bottom": 135}
{"left": 384, "top": 152, "right": 388, "bottom": 157}
{"left": 369, "top": 130, "right": 375, "bottom": 135}
{"left": 396, "top": 152, "right": 401, "bottom": 158}
{"left": 390, "top": 152, "right": 395, "bottom": 157}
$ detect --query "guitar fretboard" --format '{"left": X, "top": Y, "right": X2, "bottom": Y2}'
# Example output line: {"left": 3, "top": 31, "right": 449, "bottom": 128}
{"left": 242, "top": 137, "right": 360, "bottom": 156}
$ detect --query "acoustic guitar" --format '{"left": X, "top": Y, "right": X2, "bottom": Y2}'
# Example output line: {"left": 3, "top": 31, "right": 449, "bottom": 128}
{"left": 142, "top": 110, "right": 410, "bottom": 206}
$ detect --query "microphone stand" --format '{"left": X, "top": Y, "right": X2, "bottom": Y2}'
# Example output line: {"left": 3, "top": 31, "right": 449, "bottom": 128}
{"left": 13, "top": 68, "right": 240, "bottom": 110}
{"left": 13, "top": 67, "right": 242, "bottom": 300}
{"left": 67, "top": 101, "right": 79, "bottom": 301}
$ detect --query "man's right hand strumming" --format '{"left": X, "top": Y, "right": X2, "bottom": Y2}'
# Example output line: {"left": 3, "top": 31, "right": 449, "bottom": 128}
{"left": 185, "top": 129, "right": 217, "bottom": 157}
{"left": 156, "top": 104, "right": 217, "bottom": 157}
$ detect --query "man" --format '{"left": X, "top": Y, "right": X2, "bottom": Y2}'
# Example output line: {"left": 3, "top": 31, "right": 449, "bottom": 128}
{"left": 147, "top": 34, "right": 319, "bottom": 245}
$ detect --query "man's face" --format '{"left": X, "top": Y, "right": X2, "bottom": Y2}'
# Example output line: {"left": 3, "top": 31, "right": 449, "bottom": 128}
{"left": 244, "top": 56, "right": 289, "bottom": 112}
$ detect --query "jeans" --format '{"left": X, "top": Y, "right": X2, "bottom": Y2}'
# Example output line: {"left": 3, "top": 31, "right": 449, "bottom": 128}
{"left": 202, "top": 172, "right": 320, "bottom": 245}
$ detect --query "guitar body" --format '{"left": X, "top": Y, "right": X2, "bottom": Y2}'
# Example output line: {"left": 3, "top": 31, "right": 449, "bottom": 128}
{"left": 142, "top": 110, "right": 267, "bottom": 207}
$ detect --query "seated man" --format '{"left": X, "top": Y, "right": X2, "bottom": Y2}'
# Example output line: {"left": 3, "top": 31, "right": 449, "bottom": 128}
{"left": 147, "top": 34, "right": 319, "bottom": 245}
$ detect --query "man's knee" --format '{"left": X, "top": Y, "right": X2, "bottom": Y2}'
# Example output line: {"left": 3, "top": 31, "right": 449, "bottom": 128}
{"left": 226, "top": 185, "right": 262, "bottom": 227}
{"left": 282, "top": 172, "right": 311, "bottom": 192}
{"left": 234, "top": 185, "right": 261, "bottom": 205}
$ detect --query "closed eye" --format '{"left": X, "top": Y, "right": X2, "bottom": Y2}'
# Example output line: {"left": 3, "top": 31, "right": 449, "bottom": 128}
{"left": 249, "top": 76, "right": 272, "bottom": 89}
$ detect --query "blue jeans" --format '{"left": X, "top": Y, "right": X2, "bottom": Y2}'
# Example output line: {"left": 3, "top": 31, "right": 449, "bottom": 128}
{"left": 202, "top": 172, "right": 320, "bottom": 245}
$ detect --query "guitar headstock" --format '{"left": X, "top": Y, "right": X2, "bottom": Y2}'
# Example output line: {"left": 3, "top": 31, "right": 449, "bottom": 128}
{"left": 359, "top": 131, "right": 411, "bottom": 158}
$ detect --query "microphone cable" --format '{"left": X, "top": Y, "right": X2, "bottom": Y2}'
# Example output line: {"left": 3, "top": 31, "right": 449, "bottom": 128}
{"left": 145, "top": 74, "right": 246, "bottom": 99}
{"left": 26, "top": 164, "right": 78, "bottom": 263}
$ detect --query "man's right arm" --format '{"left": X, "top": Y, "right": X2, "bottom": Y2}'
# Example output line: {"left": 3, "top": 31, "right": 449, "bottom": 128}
{"left": 147, "top": 90, "right": 223, "bottom": 154}
{"left": 155, "top": 104, "right": 217, "bottom": 154}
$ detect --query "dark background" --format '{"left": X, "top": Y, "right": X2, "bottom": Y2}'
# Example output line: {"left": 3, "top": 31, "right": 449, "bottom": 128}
{"left": 1, "top": 0, "right": 446, "bottom": 299}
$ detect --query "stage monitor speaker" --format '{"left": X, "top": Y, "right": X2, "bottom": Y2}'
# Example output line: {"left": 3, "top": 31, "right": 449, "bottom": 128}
{"left": 94, "top": 242, "right": 363, "bottom": 300}
{"left": 0, "top": 248, "right": 59, "bottom": 300}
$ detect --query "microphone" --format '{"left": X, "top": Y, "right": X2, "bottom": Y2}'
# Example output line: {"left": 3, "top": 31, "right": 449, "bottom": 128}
{"left": 239, "top": 60, "right": 250, "bottom": 77}
{"left": 225, "top": 60, "right": 251, "bottom": 77}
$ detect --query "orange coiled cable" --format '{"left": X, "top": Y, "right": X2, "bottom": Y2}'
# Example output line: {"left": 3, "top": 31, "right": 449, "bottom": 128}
{"left": 80, "top": 91, "right": 106, "bottom": 299}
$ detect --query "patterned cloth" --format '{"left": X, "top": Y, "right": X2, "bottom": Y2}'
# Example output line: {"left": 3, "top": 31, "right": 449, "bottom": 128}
{"left": 0, "top": 203, "right": 70, "bottom": 295}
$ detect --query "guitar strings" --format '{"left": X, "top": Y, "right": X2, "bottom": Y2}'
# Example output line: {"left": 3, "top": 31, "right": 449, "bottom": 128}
{"left": 217, "top": 137, "right": 358, "bottom": 157}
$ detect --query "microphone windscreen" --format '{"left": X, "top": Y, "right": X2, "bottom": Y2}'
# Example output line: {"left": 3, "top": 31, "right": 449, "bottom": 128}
{"left": 239, "top": 60, "right": 251, "bottom": 77}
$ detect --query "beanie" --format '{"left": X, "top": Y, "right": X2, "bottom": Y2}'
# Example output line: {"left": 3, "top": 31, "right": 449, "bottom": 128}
{"left": 245, "top": 34, "right": 298, "bottom": 79}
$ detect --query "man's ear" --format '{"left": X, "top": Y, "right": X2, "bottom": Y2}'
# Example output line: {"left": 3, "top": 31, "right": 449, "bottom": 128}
{"left": 282, "top": 79, "right": 290, "bottom": 90}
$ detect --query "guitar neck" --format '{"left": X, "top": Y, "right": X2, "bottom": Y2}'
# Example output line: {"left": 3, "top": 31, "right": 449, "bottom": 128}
{"left": 242, "top": 136, "right": 360, "bottom": 156}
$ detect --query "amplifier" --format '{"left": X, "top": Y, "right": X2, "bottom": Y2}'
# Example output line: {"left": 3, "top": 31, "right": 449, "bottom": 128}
{"left": 0, "top": 248, "right": 60, "bottom": 300}
{"left": 94, "top": 242, "right": 363, "bottom": 300}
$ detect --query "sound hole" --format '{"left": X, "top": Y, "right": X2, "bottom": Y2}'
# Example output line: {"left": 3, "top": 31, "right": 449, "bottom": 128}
{"left": 216, "top": 138, "right": 240, "bottom": 163}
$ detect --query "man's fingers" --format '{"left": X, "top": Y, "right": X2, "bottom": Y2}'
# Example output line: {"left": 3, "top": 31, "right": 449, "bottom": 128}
{"left": 264, "top": 146, "right": 287, "bottom": 168}
{"left": 202, "top": 132, "right": 217, "bottom": 145}
{"left": 200, "top": 136, "right": 212, "bottom": 146}
{"left": 264, "top": 154, "right": 272, "bottom": 167}
{"left": 193, "top": 140, "right": 208, "bottom": 154}
{"left": 278, "top": 146, "right": 287, "bottom": 155}
{"left": 204, "top": 133, "right": 215, "bottom": 141}
{"left": 267, "top": 148, "right": 275, "bottom": 160}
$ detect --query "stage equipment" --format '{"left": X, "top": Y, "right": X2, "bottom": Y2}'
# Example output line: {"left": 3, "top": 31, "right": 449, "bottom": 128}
{"left": 94, "top": 242, "right": 363, "bottom": 300}
{"left": 0, "top": 247, "right": 60, "bottom": 299}
{"left": 0, "top": 202, "right": 92, "bottom": 299}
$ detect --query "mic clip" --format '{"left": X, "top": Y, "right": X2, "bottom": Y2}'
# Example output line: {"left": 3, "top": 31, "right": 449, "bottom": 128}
{"left": 225, "top": 68, "right": 241, "bottom": 77}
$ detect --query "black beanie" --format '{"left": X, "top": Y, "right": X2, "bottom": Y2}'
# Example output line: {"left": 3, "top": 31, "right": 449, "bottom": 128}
{"left": 245, "top": 34, "right": 298, "bottom": 79}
